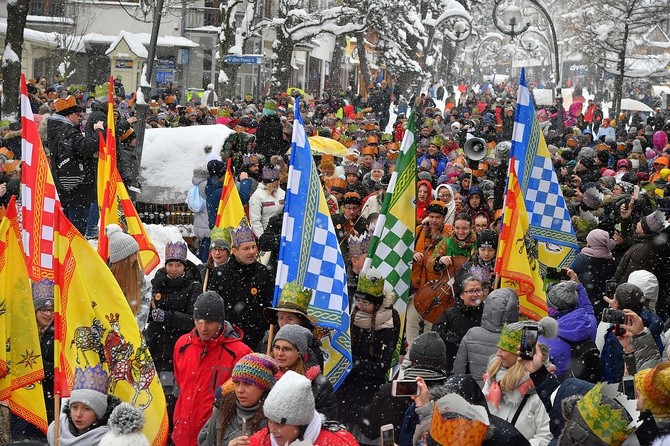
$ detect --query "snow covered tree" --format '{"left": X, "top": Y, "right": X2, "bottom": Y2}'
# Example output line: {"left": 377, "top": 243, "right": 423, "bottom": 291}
{"left": 218, "top": 0, "right": 256, "bottom": 98}
{"left": 1, "top": 0, "right": 30, "bottom": 121}
{"left": 564, "top": 0, "right": 670, "bottom": 115}
{"left": 252, "top": 0, "right": 365, "bottom": 90}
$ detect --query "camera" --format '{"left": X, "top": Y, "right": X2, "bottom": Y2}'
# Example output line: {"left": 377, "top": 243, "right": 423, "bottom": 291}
{"left": 391, "top": 380, "right": 420, "bottom": 397}
{"left": 520, "top": 326, "right": 538, "bottom": 360}
{"left": 602, "top": 308, "right": 628, "bottom": 325}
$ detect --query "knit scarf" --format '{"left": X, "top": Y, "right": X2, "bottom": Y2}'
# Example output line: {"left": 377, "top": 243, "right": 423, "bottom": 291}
{"left": 482, "top": 368, "right": 534, "bottom": 410}
{"left": 270, "top": 410, "right": 322, "bottom": 446}
{"left": 452, "top": 231, "right": 476, "bottom": 250}
{"left": 353, "top": 308, "right": 394, "bottom": 330}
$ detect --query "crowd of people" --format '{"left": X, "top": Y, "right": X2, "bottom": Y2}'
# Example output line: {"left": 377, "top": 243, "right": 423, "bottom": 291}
{"left": 3, "top": 74, "right": 670, "bottom": 446}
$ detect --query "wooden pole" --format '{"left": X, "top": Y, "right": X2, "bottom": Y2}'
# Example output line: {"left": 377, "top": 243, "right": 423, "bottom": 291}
{"left": 266, "top": 324, "right": 275, "bottom": 356}
{"left": 53, "top": 394, "right": 60, "bottom": 446}
{"left": 202, "top": 267, "right": 210, "bottom": 293}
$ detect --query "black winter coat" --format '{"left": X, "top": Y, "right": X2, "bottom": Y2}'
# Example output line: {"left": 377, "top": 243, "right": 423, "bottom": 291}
{"left": 117, "top": 141, "right": 140, "bottom": 189}
{"left": 256, "top": 115, "right": 286, "bottom": 159}
{"left": 216, "top": 256, "right": 274, "bottom": 350}
{"left": 432, "top": 298, "right": 484, "bottom": 374}
{"left": 146, "top": 267, "right": 202, "bottom": 372}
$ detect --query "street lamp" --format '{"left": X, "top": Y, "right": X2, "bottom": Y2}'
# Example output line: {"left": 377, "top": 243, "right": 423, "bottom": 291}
{"left": 492, "top": 0, "right": 560, "bottom": 88}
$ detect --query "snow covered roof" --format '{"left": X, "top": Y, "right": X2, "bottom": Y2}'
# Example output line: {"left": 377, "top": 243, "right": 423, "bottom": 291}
{"left": 84, "top": 31, "right": 199, "bottom": 52}
{"left": 26, "top": 15, "right": 75, "bottom": 25}
{"left": 0, "top": 18, "right": 85, "bottom": 52}
{"left": 138, "top": 124, "right": 234, "bottom": 204}
{"left": 105, "top": 31, "right": 149, "bottom": 57}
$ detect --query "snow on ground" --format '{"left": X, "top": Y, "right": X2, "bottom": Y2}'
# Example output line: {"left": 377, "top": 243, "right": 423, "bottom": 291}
{"left": 138, "top": 124, "right": 234, "bottom": 204}
{"left": 144, "top": 224, "right": 202, "bottom": 280}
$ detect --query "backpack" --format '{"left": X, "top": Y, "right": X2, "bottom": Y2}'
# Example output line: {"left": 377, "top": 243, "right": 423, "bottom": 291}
{"left": 53, "top": 134, "right": 84, "bottom": 192}
{"left": 186, "top": 184, "right": 206, "bottom": 213}
{"left": 562, "top": 337, "right": 603, "bottom": 384}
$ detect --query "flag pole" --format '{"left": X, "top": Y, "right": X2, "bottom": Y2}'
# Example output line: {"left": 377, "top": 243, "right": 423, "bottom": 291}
{"left": 53, "top": 394, "right": 60, "bottom": 446}
{"left": 266, "top": 324, "right": 275, "bottom": 356}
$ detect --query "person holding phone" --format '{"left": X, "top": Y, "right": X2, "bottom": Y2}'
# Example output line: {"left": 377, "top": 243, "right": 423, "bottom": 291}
{"left": 198, "top": 353, "right": 279, "bottom": 446}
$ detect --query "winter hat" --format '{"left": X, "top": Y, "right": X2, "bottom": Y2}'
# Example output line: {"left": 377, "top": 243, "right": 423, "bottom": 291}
{"left": 231, "top": 353, "right": 279, "bottom": 392}
{"left": 404, "top": 332, "right": 447, "bottom": 381}
{"left": 560, "top": 383, "right": 638, "bottom": 446}
{"left": 627, "top": 270, "right": 658, "bottom": 310}
{"left": 263, "top": 100, "right": 277, "bottom": 116}
{"left": 631, "top": 139, "right": 643, "bottom": 153}
{"left": 70, "top": 365, "right": 110, "bottom": 419}
{"left": 476, "top": 229, "right": 498, "bottom": 250}
{"left": 273, "top": 324, "right": 312, "bottom": 357}
{"left": 207, "top": 159, "right": 226, "bottom": 178}
{"left": 99, "top": 403, "right": 149, "bottom": 446}
{"left": 106, "top": 224, "right": 139, "bottom": 264}
{"left": 634, "top": 362, "right": 670, "bottom": 417}
{"left": 497, "top": 317, "right": 558, "bottom": 353}
{"left": 32, "top": 278, "right": 54, "bottom": 310}
{"left": 617, "top": 159, "right": 631, "bottom": 170}
{"left": 601, "top": 168, "right": 616, "bottom": 178}
{"left": 209, "top": 227, "right": 231, "bottom": 252}
{"left": 580, "top": 186, "right": 603, "bottom": 210}
{"left": 164, "top": 241, "right": 188, "bottom": 264}
{"left": 546, "top": 280, "right": 578, "bottom": 311}
{"left": 640, "top": 210, "right": 668, "bottom": 235}
{"left": 581, "top": 228, "right": 615, "bottom": 259}
{"left": 263, "top": 370, "right": 315, "bottom": 426}
{"left": 578, "top": 156, "right": 596, "bottom": 171}
{"left": 193, "top": 291, "right": 226, "bottom": 324}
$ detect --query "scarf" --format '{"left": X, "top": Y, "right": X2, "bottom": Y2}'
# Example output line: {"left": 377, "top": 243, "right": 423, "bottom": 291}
{"left": 47, "top": 414, "right": 108, "bottom": 446}
{"left": 452, "top": 231, "right": 477, "bottom": 250}
{"left": 270, "top": 410, "right": 322, "bottom": 446}
{"left": 353, "top": 308, "right": 394, "bottom": 330}
{"left": 482, "top": 368, "right": 534, "bottom": 410}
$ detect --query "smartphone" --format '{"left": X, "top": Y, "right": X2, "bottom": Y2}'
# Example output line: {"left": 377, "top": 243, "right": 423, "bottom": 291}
{"left": 380, "top": 424, "right": 394, "bottom": 446}
{"left": 391, "top": 380, "right": 419, "bottom": 397}
{"left": 602, "top": 308, "right": 628, "bottom": 325}
{"left": 546, "top": 267, "right": 570, "bottom": 281}
{"left": 621, "top": 376, "right": 636, "bottom": 400}
{"left": 605, "top": 280, "right": 618, "bottom": 297}
{"left": 633, "top": 185, "right": 640, "bottom": 200}
{"left": 520, "top": 326, "right": 539, "bottom": 360}
{"left": 241, "top": 418, "right": 247, "bottom": 437}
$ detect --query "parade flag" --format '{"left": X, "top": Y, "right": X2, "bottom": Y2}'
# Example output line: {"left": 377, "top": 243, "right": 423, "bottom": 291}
{"left": 0, "top": 196, "right": 49, "bottom": 434}
{"left": 510, "top": 68, "right": 578, "bottom": 269}
{"left": 275, "top": 105, "right": 352, "bottom": 390}
{"left": 214, "top": 158, "right": 247, "bottom": 230}
{"left": 495, "top": 162, "right": 548, "bottom": 321}
{"left": 362, "top": 110, "right": 417, "bottom": 303}
{"left": 97, "top": 76, "right": 159, "bottom": 275}
{"left": 20, "top": 75, "right": 168, "bottom": 446}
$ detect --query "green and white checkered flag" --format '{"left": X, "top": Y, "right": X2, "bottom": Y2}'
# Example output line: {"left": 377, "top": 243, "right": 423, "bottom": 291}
{"left": 362, "top": 111, "right": 417, "bottom": 303}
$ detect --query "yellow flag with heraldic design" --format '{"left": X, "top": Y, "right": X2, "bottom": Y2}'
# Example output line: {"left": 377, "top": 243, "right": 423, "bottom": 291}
{"left": 215, "top": 158, "right": 248, "bottom": 230}
{"left": 0, "top": 196, "right": 49, "bottom": 433}
{"left": 495, "top": 161, "right": 548, "bottom": 320}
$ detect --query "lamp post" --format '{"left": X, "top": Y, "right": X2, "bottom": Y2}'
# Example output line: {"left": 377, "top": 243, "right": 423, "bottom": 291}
{"left": 492, "top": 0, "right": 560, "bottom": 88}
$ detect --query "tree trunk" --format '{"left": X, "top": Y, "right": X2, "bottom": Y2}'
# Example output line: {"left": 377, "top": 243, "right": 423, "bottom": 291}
{"left": 272, "top": 36, "right": 294, "bottom": 91}
{"left": 330, "top": 34, "right": 345, "bottom": 93}
{"left": 355, "top": 31, "right": 371, "bottom": 93}
{"left": 442, "top": 41, "right": 458, "bottom": 84}
{"left": 613, "top": 21, "right": 630, "bottom": 118}
{"left": 1, "top": 0, "right": 30, "bottom": 122}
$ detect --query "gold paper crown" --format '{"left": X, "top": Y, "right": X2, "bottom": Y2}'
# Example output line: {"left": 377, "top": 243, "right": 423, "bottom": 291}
{"left": 230, "top": 223, "right": 255, "bottom": 247}
{"left": 577, "top": 383, "right": 636, "bottom": 446}
{"left": 429, "top": 402, "right": 488, "bottom": 446}
{"left": 278, "top": 282, "right": 313, "bottom": 312}
{"left": 347, "top": 232, "right": 371, "bottom": 258}
{"left": 497, "top": 324, "right": 523, "bottom": 354}
{"left": 357, "top": 271, "right": 384, "bottom": 298}
{"left": 54, "top": 95, "right": 79, "bottom": 114}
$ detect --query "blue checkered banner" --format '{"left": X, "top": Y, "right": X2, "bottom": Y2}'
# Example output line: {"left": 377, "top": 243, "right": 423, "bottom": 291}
{"left": 510, "top": 68, "right": 578, "bottom": 267}
{"left": 274, "top": 106, "right": 352, "bottom": 389}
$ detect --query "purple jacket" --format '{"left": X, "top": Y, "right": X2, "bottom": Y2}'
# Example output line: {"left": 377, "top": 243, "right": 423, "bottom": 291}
{"left": 540, "top": 284, "right": 597, "bottom": 377}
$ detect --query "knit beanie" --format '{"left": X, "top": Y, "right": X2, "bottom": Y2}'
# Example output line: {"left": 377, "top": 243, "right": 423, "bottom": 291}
{"left": 273, "top": 324, "right": 311, "bottom": 357}
{"left": 546, "top": 280, "right": 579, "bottom": 311}
{"left": 627, "top": 270, "right": 658, "bottom": 310}
{"left": 263, "top": 370, "right": 315, "bottom": 426}
{"left": 640, "top": 210, "right": 668, "bottom": 235}
{"left": 69, "top": 365, "right": 109, "bottom": 419}
{"left": 634, "top": 362, "right": 670, "bottom": 417}
{"left": 207, "top": 159, "right": 226, "bottom": 178}
{"left": 404, "top": 332, "right": 447, "bottom": 381}
{"left": 106, "top": 224, "right": 139, "bottom": 264}
{"left": 193, "top": 291, "right": 226, "bottom": 323}
{"left": 99, "top": 403, "right": 149, "bottom": 446}
{"left": 32, "top": 278, "right": 54, "bottom": 310}
{"left": 476, "top": 229, "right": 498, "bottom": 250}
{"left": 232, "top": 353, "right": 279, "bottom": 392}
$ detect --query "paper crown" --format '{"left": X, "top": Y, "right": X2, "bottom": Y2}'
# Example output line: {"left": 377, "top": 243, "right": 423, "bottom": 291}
{"left": 497, "top": 324, "right": 523, "bottom": 354}
{"left": 243, "top": 153, "right": 260, "bottom": 166}
{"left": 230, "top": 223, "right": 256, "bottom": 247}
{"left": 357, "top": 270, "right": 385, "bottom": 299}
{"left": 361, "top": 145, "right": 378, "bottom": 156}
{"left": 371, "top": 160, "right": 385, "bottom": 171}
{"left": 278, "top": 282, "right": 313, "bottom": 313}
{"left": 426, "top": 200, "right": 447, "bottom": 216}
{"left": 32, "top": 278, "right": 55, "bottom": 309}
{"left": 381, "top": 133, "right": 394, "bottom": 142}
{"left": 165, "top": 241, "right": 188, "bottom": 262}
{"left": 210, "top": 227, "right": 232, "bottom": 250}
{"left": 55, "top": 95, "right": 79, "bottom": 114}
{"left": 72, "top": 365, "right": 110, "bottom": 394}
{"left": 326, "top": 178, "right": 347, "bottom": 192}
{"left": 342, "top": 192, "right": 362, "bottom": 205}
{"left": 347, "top": 232, "right": 371, "bottom": 258}
{"left": 262, "top": 166, "right": 281, "bottom": 181}
{"left": 577, "top": 383, "right": 639, "bottom": 446}
{"left": 344, "top": 164, "right": 360, "bottom": 176}
{"left": 429, "top": 397, "right": 489, "bottom": 446}
{"left": 430, "top": 136, "right": 444, "bottom": 147}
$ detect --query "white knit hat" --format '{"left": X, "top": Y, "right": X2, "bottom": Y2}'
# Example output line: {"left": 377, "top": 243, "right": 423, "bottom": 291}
{"left": 107, "top": 224, "right": 139, "bottom": 264}
{"left": 263, "top": 370, "right": 315, "bottom": 426}
{"left": 99, "top": 403, "right": 149, "bottom": 446}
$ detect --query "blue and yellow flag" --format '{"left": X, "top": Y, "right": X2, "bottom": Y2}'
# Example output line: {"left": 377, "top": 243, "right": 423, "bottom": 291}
{"left": 511, "top": 68, "right": 578, "bottom": 269}
{"left": 275, "top": 106, "right": 352, "bottom": 390}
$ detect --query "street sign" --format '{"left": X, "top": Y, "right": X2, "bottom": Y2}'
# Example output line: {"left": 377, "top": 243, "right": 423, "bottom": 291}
{"left": 225, "top": 55, "right": 263, "bottom": 65}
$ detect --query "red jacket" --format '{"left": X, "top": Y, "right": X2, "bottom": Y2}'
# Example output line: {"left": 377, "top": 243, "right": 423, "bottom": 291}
{"left": 249, "top": 425, "right": 359, "bottom": 446}
{"left": 172, "top": 324, "right": 252, "bottom": 446}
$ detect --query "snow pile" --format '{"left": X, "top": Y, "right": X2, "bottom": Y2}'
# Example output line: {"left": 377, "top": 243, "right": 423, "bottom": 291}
{"left": 138, "top": 125, "right": 234, "bottom": 204}
{"left": 2, "top": 44, "right": 19, "bottom": 67}
{"left": 144, "top": 224, "right": 202, "bottom": 280}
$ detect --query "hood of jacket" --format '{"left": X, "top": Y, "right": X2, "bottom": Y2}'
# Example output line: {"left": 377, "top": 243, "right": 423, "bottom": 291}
{"left": 192, "top": 166, "right": 209, "bottom": 186}
{"left": 627, "top": 270, "right": 659, "bottom": 307}
{"left": 46, "top": 113, "right": 74, "bottom": 140}
{"left": 480, "top": 288, "right": 519, "bottom": 333}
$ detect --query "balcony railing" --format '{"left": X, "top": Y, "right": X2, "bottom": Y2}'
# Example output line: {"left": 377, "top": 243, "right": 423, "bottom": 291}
{"left": 185, "top": 6, "right": 220, "bottom": 28}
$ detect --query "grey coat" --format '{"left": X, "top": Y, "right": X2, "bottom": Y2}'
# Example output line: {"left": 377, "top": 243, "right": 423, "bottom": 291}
{"left": 453, "top": 288, "right": 519, "bottom": 385}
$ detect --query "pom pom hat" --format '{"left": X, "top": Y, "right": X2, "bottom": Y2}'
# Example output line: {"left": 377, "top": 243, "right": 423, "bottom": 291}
{"left": 106, "top": 224, "right": 139, "bottom": 264}
{"left": 99, "top": 403, "right": 149, "bottom": 446}
{"left": 263, "top": 370, "right": 315, "bottom": 426}
{"left": 232, "top": 353, "right": 279, "bottom": 392}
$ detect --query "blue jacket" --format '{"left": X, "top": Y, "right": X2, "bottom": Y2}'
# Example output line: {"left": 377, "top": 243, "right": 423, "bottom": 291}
{"left": 204, "top": 177, "right": 222, "bottom": 229}
{"left": 541, "top": 284, "right": 597, "bottom": 378}
{"left": 417, "top": 152, "right": 448, "bottom": 177}
{"left": 601, "top": 308, "right": 664, "bottom": 383}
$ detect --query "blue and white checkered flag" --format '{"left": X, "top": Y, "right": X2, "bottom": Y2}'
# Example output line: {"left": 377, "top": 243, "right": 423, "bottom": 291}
{"left": 510, "top": 68, "right": 578, "bottom": 268}
{"left": 274, "top": 106, "right": 352, "bottom": 389}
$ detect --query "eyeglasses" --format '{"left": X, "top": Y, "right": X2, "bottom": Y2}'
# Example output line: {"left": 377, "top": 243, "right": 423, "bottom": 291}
{"left": 344, "top": 205, "right": 359, "bottom": 211}
{"left": 355, "top": 298, "right": 373, "bottom": 307}
{"left": 462, "top": 289, "right": 484, "bottom": 295}
{"left": 273, "top": 345, "right": 296, "bottom": 354}
{"left": 38, "top": 308, "right": 54, "bottom": 314}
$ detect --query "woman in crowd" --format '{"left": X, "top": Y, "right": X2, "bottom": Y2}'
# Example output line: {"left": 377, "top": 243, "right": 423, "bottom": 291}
{"left": 456, "top": 229, "right": 498, "bottom": 297}
{"left": 434, "top": 183, "right": 458, "bottom": 227}
{"left": 416, "top": 180, "right": 433, "bottom": 221}
{"left": 203, "top": 227, "right": 232, "bottom": 293}
{"left": 270, "top": 324, "right": 338, "bottom": 420}
{"left": 106, "top": 224, "right": 152, "bottom": 330}
{"left": 199, "top": 353, "right": 280, "bottom": 446}
{"left": 249, "top": 371, "right": 357, "bottom": 446}
{"left": 429, "top": 213, "right": 476, "bottom": 272}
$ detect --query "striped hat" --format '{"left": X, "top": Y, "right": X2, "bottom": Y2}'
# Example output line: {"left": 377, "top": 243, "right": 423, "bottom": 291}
{"left": 231, "top": 353, "right": 279, "bottom": 392}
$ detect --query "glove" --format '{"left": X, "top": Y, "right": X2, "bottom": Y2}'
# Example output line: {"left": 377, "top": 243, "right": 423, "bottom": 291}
{"left": 151, "top": 308, "right": 166, "bottom": 323}
{"left": 93, "top": 120, "right": 104, "bottom": 131}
